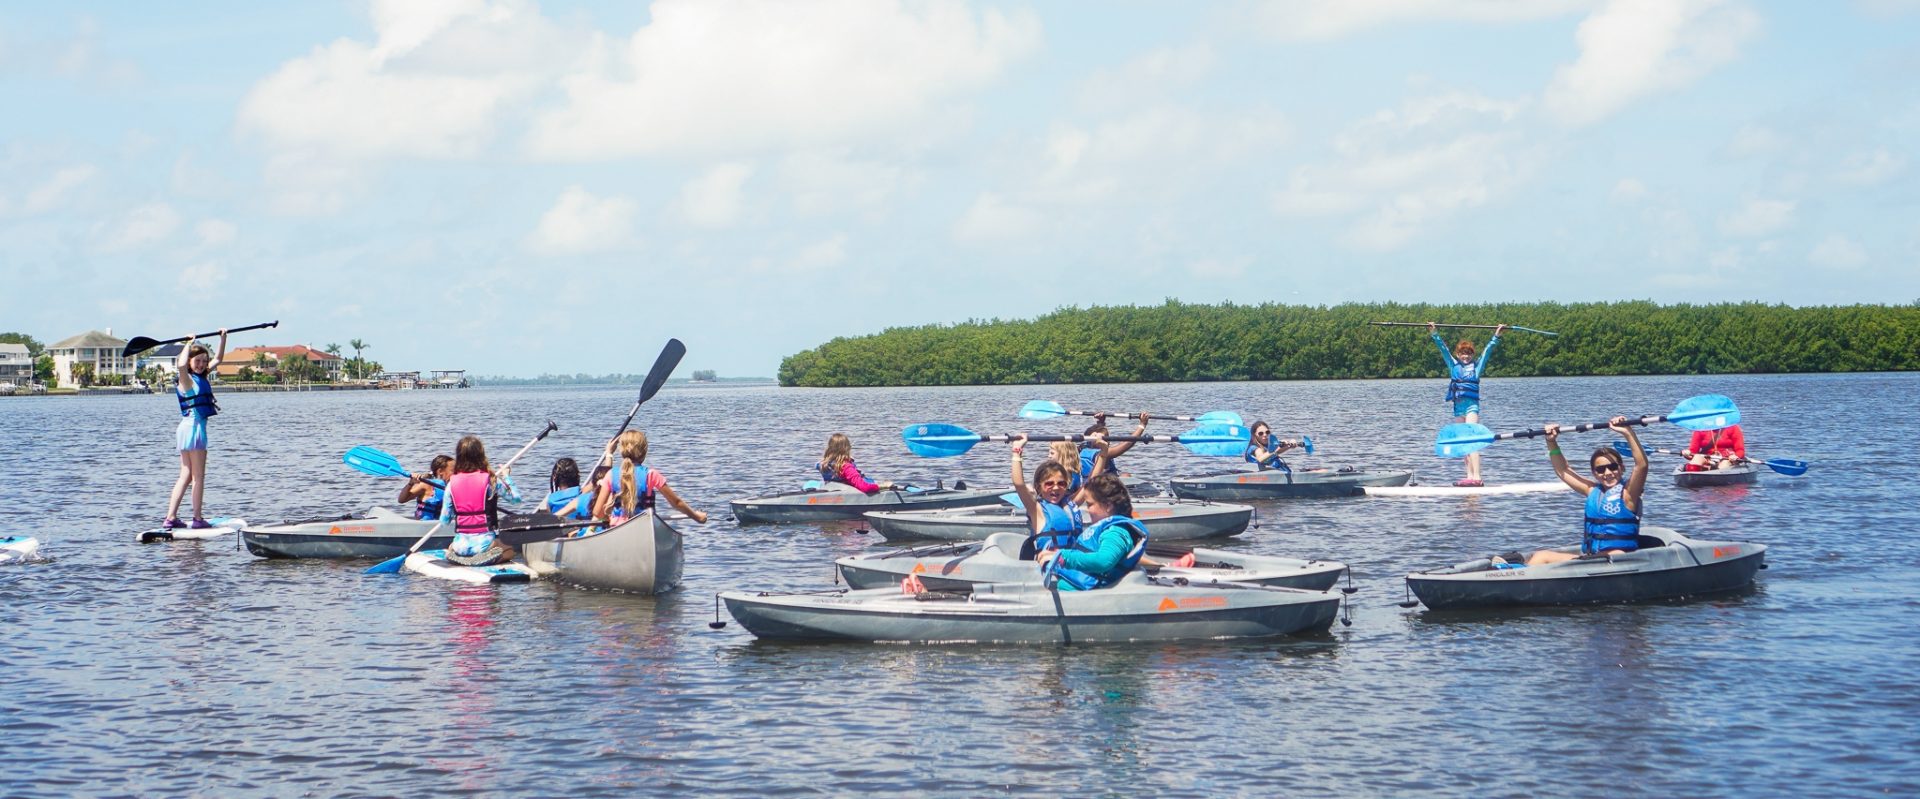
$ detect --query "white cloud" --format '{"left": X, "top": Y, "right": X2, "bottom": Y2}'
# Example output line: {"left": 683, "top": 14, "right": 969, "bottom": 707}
{"left": 1809, "top": 234, "right": 1867, "bottom": 269}
{"left": 791, "top": 233, "right": 850, "bottom": 272}
{"left": 526, "top": 186, "right": 638, "bottom": 255}
{"left": 1611, "top": 177, "right": 1648, "bottom": 203}
{"left": 196, "top": 219, "right": 238, "bottom": 249}
{"left": 1717, "top": 198, "right": 1794, "bottom": 237}
{"left": 525, "top": 0, "right": 1041, "bottom": 159}
{"left": 23, "top": 164, "right": 98, "bottom": 213}
{"left": 953, "top": 193, "right": 1042, "bottom": 243}
{"left": 674, "top": 163, "right": 755, "bottom": 229}
{"left": 179, "top": 261, "right": 228, "bottom": 292}
{"left": 1544, "top": 0, "right": 1760, "bottom": 127}
{"left": 92, "top": 202, "right": 181, "bottom": 252}
{"left": 261, "top": 152, "right": 366, "bottom": 216}
{"left": 779, "top": 150, "right": 910, "bottom": 217}
{"left": 1250, "top": 0, "right": 1595, "bottom": 40}
{"left": 1835, "top": 148, "right": 1908, "bottom": 185}
{"left": 1078, "top": 43, "right": 1216, "bottom": 111}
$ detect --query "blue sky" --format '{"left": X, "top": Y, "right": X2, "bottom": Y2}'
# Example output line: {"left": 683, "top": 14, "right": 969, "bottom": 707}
{"left": 2, "top": 1, "right": 1916, "bottom": 377}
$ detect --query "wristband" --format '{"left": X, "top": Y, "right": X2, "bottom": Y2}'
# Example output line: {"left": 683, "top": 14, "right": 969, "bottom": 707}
{"left": 1548, "top": 447, "right": 1562, "bottom": 456}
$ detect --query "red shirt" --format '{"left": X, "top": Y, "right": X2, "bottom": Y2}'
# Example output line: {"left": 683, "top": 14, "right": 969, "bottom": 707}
{"left": 1688, "top": 425, "right": 1746, "bottom": 459}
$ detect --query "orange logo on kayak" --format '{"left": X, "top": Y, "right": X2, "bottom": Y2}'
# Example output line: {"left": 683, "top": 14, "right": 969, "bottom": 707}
{"left": 327, "top": 525, "right": 374, "bottom": 535}
{"left": 1713, "top": 546, "right": 1741, "bottom": 558}
{"left": 1157, "top": 596, "right": 1228, "bottom": 611}
{"left": 805, "top": 496, "right": 845, "bottom": 505}
{"left": 911, "top": 563, "right": 926, "bottom": 574}
{"left": 1235, "top": 476, "right": 1260, "bottom": 483}
{"left": 329, "top": 526, "right": 341, "bottom": 534}
{"left": 1138, "top": 509, "right": 1172, "bottom": 518}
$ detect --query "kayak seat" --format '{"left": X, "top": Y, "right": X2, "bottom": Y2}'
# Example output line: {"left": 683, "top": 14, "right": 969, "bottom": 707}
{"left": 1634, "top": 534, "right": 1672, "bottom": 550}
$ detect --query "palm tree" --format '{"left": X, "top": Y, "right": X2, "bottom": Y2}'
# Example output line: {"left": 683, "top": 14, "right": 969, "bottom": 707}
{"left": 252, "top": 351, "right": 271, "bottom": 381}
{"left": 349, "top": 339, "right": 368, "bottom": 379}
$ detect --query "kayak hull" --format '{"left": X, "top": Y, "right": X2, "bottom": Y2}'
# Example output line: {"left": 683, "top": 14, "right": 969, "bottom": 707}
{"left": 242, "top": 507, "right": 447, "bottom": 558}
{"left": 1672, "top": 464, "right": 1760, "bottom": 488}
{"left": 861, "top": 498, "right": 1253, "bottom": 543}
{"left": 1405, "top": 527, "right": 1766, "bottom": 610}
{"left": 722, "top": 573, "right": 1340, "bottom": 644}
{"left": 403, "top": 549, "right": 539, "bottom": 584}
{"left": 836, "top": 532, "right": 1344, "bottom": 592}
{"left": 138, "top": 517, "right": 246, "bottom": 544}
{"left": 1169, "top": 469, "right": 1412, "bottom": 500}
{"left": 1364, "top": 481, "right": 1566, "bottom": 498}
{"left": 523, "top": 511, "right": 682, "bottom": 595}
{"left": 730, "top": 483, "right": 1011, "bottom": 524}
{"left": 1, "top": 536, "right": 40, "bottom": 560}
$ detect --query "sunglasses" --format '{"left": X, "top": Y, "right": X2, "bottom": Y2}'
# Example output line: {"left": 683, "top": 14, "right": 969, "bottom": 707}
{"left": 1592, "top": 462, "right": 1622, "bottom": 475}
{"left": 1039, "top": 480, "right": 1069, "bottom": 488}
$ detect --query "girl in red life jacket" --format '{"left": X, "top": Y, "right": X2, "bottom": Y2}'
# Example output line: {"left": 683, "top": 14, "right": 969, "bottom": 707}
{"left": 590, "top": 430, "right": 708, "bottom": 524}
{"left": 441, "top": 436, "right": 523, "bottom": 567}
{"left": 163, "top": 329, "right": 227, "bottom": 530}
{"left": 817, "top": 433, "right": 894, "bottom": 494}
{"left": 1683, "top": 425, "right": 1746, "bottom": 471}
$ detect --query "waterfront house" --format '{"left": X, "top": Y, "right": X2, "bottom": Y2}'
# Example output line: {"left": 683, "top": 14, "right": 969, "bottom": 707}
{"left": 0, "top": 343, "right": 33, "bottom": 386}
{"left": 137, "top": 342, "right": 185, "bottom": 380}
{"left": 49, "top": 329, "right": 135, "bottom": 384}
{"left": 218, "top": 345, "right": 346, "bottom": 381}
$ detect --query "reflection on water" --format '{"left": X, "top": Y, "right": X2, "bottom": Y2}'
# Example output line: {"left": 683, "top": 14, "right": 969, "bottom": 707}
{"left": 2, "top": 373, "right": 1917, "bottom": 795}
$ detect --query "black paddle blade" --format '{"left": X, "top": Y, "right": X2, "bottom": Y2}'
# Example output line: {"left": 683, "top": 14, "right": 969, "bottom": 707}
{"left": 494, "top": 510, "right": 598, "bottom": 547}
{"left": 637, "top": 338, "right": 687, "bottom": 405}
{"left": 120, "top": 336, "right": 163, "bottom": 358}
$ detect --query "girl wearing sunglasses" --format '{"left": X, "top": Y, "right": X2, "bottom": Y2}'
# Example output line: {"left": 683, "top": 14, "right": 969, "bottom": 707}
{"left": 1525, "top": 415, "right": 1648, "bottom": 566}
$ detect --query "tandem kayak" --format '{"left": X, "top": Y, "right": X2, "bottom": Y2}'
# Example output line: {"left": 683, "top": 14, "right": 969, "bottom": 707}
{"left": 1364, "top": 481, "right": 1566, "bottom": 498}
{"left": 719, "top": 572, "right": 1340, "bottom": 643}
{"left": 1672, "top": 463, "right": 1760, "bottom": 488}
{"left": 137, "top": 517, "right": 246, "bottom": 544}
{"left": 402, "top": 549, "right": 540, "bottom": 584}
{"left": 242, "top": 507, "right": 447, "bottom": 559}
{"left": 835, "top": 532, "right": 1346, "bottom": 592}
{"left": 1168, "top": 468, "right": 1413, "bottom": 500}
{"left": 523, "top": 510, "right": 682, "bottom": 595}
{"left": 1, "top": 536, "right": 41, "bottom": 561}
{"left": 1403, "top": 527, "right": 1766, "bottom": 611}
{"left": 861, "top": 498, "right": 1253, "bottom": 543}
{"left": 730, "top": 482, "right": 1010, "bottom": 524}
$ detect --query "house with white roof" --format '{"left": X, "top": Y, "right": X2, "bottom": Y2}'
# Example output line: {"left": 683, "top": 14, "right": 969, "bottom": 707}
{"left": 0, "top": 343, "right": 33, "bottom": 386}
{"left": 49, "top": 329, "right": 134, "bottom": 385}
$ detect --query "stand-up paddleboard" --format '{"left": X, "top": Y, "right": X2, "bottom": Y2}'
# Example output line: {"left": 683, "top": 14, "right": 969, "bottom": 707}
{"left": 137, "top": 517, "right": 246, "bottom": 544}
{"left": 1364, "top": 482, "right": 1566, "bottom": 498}
{"left": 1, "top": 536, "right": 41, "bottom": 561}
{"left": 402, "top": 549, "right": 539, "bottom": 584}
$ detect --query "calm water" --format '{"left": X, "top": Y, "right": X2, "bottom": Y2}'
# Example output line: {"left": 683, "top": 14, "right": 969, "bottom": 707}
{"left": 2, "top": 374, "right": 1916, "bottom": 797}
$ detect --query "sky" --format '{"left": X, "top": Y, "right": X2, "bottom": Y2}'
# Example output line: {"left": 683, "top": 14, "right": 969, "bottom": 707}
{"left": 2, "top": 0, "right": 1917, "bottom": 377}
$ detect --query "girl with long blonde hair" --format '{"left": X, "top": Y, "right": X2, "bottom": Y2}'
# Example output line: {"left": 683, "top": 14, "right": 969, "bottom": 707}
{"left": 590, "top": 430, "right": 707, "bottom": 524}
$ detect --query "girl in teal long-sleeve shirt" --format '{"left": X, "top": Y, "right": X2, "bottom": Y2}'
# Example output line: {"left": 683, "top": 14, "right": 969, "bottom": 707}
{"left": 1431, "top": 322, "right": 1504, "bottom": 486}
{"left": 1038, "top": 472, "right": 1147, "bottom": 590}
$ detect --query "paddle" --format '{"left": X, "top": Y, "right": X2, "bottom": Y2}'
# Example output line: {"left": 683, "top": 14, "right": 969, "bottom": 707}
{"left": 121, "top": 320, "right": 280, "bottom": 357}
{"left": 1433, "top": 394, "right": 1740, "bottom": 458}
{"left": 579, "top": 339, "right": 687, "bottom": 484}
{"left": 903, "top": 423, "right": 1250, "bottom": 458}
{"left": 491, "top": 510, "right": 604, "bottom": 547}
{"left": 1018, "top": 400, "right": 1242, "bottom": 426}
{"left": 1610, "top": 441, "right": 1809, "bottom": 476}
{"left": 1370, "top": 321, "right": 1557, "bottom": 337}
{"left": 364, "top": 421, "right": 558, "bottom": 574}
{"left": 342, "top": 446, "right": 412, "bottom": 479}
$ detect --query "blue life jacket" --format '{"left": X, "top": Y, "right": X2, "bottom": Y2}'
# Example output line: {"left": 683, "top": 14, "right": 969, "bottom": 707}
{"left": 1583, "top": 483, "right": 1641, "bottom": 554}
{"left": 415, "top": 479, "right": 447, "bottom": 521}
{"left": 1045, "top": 515, "right": 1148, "bottom": 591}
{"left": 1079, "top": 446, "right": 1119, "bottom": 479}
{"left": 177, "top": 373, "right": 218, "bottom": 418}
{"left": 1446, "top": 359, "right": 1481, "bottom": 403}
{"left": 1245, "top": 436, "right": 1291, "bottom": 473}
{"left": 607, "top": 462, "right": 654, "bottom": 522}
{"left": 1030, "top": 499, "right": 1084, "bottom": 552}
{"left": 1067, "top": 469, "right": 1085, "bottom": 492}
{"left": 545, "top": 486, "right": 593, "bottom": 521}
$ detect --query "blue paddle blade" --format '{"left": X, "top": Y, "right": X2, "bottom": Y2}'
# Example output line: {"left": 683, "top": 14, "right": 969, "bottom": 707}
{"left": 902, "top": 423, "right": 982, "bottom": 458}
{"left": 365, "top": 555, "right": 406, "bottom": 574}
{"left": 1196, "top": 411, "right": 1244, "bottom": 426}
{"left": 1177, "top": 424, "right": 1252, "bottom": 457}
{"left": 1611, "top": 440, "right": 1635, "bottom": 459}
{"left": 1667, "top": 394, "right": 1740, "bottom": 431}
{"left": 998, "top": 492, "right": 1023, "bottom": 505}
{"left": 801, "top": 479, "right": 823, "bottom": 490}
{"left": 343, "top": 446, "right": 410, "bottom": 478}
{"left": 1434, "top": 423, "right": 1494, "bottom": 458}
{"left": 1019, "top": 400, "right": 1067, "bottom": 419}
{"left": 1765, "top": 458, "right": 1809, "bottom": 476}
{"left": 1300, "top": 435, "right": 1315, "bottom": 455}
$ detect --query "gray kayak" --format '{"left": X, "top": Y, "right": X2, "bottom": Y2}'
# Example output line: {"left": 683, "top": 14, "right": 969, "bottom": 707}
{"left": 1404, "top": 527, "right": 1767, "bottom": 610}
{"left": 861, "top": 498, "right": 1253, "bottom": 543}
{"left": 719, "top": 571, "right": 1340, "bottom": 643}
{"left": 730, "top": 482, "right": 1010, "bottom": 524}
{"left": 1168, "top": 467, "right": 1413, "bottom": 500}
{"left": 523, "top": 511, "right": 683, "bottom": 595}
{"left": 1672, "top": 463, "right": 1760, "bottom": 488}
{"left": 835, "top": 531, "right": 1346, "bottom": 592}
{"left": 242, "top": 506, "right": 445, "bottom": 559}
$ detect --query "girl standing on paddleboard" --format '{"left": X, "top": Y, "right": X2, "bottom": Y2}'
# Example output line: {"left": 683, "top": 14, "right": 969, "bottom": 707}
{"left": 593, "top": 430, "right": 708, "bottom": 524}
{"left": 163, "top": 329, "right": 227, "bottom": 530}
{"left": 441, "top": 435, "right": 523, "bottom": 567}
{"left": 1430, "top": 322, "right": 1504, "bottom": 487}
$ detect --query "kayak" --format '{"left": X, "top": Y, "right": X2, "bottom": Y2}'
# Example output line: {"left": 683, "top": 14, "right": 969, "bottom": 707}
{"left": 1168, "top": 468, "right": 1413, "bottom": 500}
{"left": 720, "top": 572, "right": 1340, "bottom": 643}
{"left": 1403, "top": 527, "right": 1766, "bottom": 610}
{"left": 137, "top": 517, "right": 247, "bottom": 544}
{"left": 242, "top": 506, "right": 447, "bottom": 559}
{"left": 1364, "top": 481, "right": 1566, "bottom": 498}
{"left": 402, "top": 549, "right": 540, "bottom": 584}
{"left": 730, "top": 481, "right": 1011, "bottom": 524}
{"left": 835, "top": 532, "right": 1346, "bottom": 592}
{"left": 861, "top": 498, "right": 1253, "bottom": 543}
{"left": 1, "top": 536, "right": 40, "bottom": 561}
{"left": 523, "top": 510, "right": 682, "bottom": 595}
{"left": 1672, "top": 463, "right": 1760, "bottom": 488}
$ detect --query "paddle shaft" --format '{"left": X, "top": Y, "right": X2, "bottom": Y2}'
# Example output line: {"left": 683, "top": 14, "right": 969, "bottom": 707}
{"left": 1370, "top": 321, "right": 1557, "bottom": 336}
{"left": 1045, "top": 408, "right": 1213, "bottom": 423}
{"left": 122, "top": 320, "right": 279, "bottom": 356}
{"left": 1481, "top": 415, "right": 1664, "bottom": 444}
{"left": 585, "top": 339, "right": 687, "bottom": 479}
{"left": 995, "top": 432, "right": 1206, "bottom": 445}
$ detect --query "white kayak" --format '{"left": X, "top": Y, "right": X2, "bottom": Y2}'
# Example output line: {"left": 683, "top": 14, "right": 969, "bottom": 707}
{"left": 402, "top": 549, "right": 540, "bottom": 584}
{"left": 1, "top": 536, "right": 41, "bottom": 561}
{"left": 137, "top": 517, "right": 247, "bottom": 544}
{"left": 1364, "top": 481, "right": 1566, "bottom": 498}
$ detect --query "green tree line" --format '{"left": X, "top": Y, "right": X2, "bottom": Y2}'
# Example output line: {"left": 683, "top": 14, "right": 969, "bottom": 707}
{"left": 777, "top": 300, "right": 1920, "bottom": 387}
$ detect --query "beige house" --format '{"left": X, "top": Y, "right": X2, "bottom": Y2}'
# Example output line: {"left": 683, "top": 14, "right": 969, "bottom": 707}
{"left": 219, "top": 345, "right": 346, "bottom": 381}
{"left": 49, "top": 329, "right": 134, "bottom": 384}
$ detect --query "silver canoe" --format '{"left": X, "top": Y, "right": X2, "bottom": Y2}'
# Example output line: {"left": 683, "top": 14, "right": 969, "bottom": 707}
{"left": 730, "top": 482, "right": 1011, "bottom": 524}
{"left": 523, "top": 510, "right": 683, "bottom": 595}
{"left": 1672, "top": 463, "right": 1760, "bottom": 488}
{"left": 720, "top": 572, "right": 1339, "bottom": 644}
{"left": 861, "top": 498, "right": 1254, "bottom": 543}
{"left": 1404, "top": 527, "right": 1767, "bottom": 610}
{"left": 1168, "top": 468, "right": 1413, "bottom": 500}
{"left": 242, "top": 506, "right": 446, "bottom": 559}
{"left": 835, "top": 531, "right": 1345, "bottom": 592}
